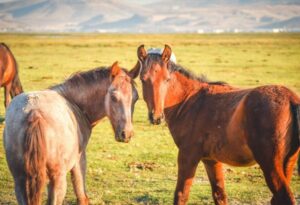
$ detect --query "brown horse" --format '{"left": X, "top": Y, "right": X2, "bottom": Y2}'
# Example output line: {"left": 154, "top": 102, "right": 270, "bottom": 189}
{"left": 134, "top": 44, "right": 300, "bottom": 205}
{"left": 4, "top": 62, "right": 139, "bottom": 205}
{"left": 0, "top": 43, "right": 23, "bottom": 107}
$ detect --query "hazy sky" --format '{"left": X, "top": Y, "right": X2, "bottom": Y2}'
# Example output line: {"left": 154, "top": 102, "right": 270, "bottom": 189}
{"left": 0, "top": 0, "right": 160, "bottom": 3}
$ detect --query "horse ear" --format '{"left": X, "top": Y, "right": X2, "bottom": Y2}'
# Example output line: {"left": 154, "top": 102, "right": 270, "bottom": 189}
{"left": 110, "top": 61, "right": 121, "bottom": 78}
{"left": 137, "top": 44, "right": 147, "bottom": 62}
{"left": 129, "top": 61, "right": 141, "bottom": 79}
{"left": 161, "top": 44, "right": 172, "bottom": 63}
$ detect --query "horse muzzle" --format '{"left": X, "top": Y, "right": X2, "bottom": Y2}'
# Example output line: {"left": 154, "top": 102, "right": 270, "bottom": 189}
{"left": 149, "top": 112, "right": 164, "bottom": 125}
{"left": 115, "top": 130, "right": 133, "bottom": 143}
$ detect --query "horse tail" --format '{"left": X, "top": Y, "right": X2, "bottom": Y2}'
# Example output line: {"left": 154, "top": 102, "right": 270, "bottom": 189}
{"left": 291, "top": 103, "right": 300, "bottom": 175}
{"left": 23, "top": 110, "right": 47, "bottom": 205}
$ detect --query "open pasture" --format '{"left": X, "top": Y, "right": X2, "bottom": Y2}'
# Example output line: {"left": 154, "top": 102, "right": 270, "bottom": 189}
{"left": 0, "top": 33, "right": 299, "bottom": 204}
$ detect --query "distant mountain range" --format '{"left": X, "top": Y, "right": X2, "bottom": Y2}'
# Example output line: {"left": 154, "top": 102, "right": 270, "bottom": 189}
{"left": 0, "top": 0, "right": 300, "bottom": 33}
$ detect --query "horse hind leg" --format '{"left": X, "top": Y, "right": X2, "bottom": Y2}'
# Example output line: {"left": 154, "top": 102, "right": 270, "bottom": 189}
{"left": 47, "top": 172, "right": 67, "bottom": 205}
{"left": 251, "top": 137, "right": 296, "bottom": 205}
{"left": 71, "top": 151, "right": 89, "bottom": 205}
{"left": 14, "top": 176, "right": 27, "bottom": 205}
{"left": 283, "top": 142, "right": 299, "bottom": 183}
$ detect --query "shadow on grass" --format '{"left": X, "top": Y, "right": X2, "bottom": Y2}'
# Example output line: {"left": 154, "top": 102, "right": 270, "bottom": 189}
{"left": 135, "top": 193, "right": 159, "bottom": 204}
{"left": 0, "top": 116, "right": 5, "bottom": 124}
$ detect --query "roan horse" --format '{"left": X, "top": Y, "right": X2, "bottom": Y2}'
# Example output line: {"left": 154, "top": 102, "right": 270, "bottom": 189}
{"left": 134, "top": 45, "right": 300, "bottom": 205}
{"left": 0, "top": 43, "right": 23, "bottom": 107}
{"left": 4, "top": 62, "right": 139, "bottom": 205}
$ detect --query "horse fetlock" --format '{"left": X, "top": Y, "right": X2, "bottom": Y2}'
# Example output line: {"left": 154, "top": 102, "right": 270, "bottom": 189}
{"left": 174, "top": 191, "right": 189, "bottom": 205}
{"left": 213, "top": 190, "right": 227, "bottom": 205}
{"left": 77, "top": 196, "right": 89, "bottom": 205}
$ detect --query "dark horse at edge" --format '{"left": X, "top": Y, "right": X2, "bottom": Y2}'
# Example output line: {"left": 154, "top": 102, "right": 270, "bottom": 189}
{"left": 134, "top": 44, "right": 300, "bottom": 205}
{"left": 0, "top": 43, "right": 23, "bottom": 108}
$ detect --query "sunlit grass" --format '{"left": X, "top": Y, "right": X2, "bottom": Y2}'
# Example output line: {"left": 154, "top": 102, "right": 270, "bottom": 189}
{"left": 0, "top": 33, "right": 299, "bottom": 204}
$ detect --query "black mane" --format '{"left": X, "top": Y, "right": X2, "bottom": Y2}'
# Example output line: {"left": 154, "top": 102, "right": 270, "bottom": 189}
{"left": 50, "top": 66, "right": 136, "bottom": 103}
{"left": 145, "top": 54, "right": 227, "bottom": 85}
{"left": 50, "top": 67, "right": 110, "bottom": 93}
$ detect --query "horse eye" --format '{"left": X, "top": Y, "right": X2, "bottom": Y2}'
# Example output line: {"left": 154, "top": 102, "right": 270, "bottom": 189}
{"left": 111, "top": 95, "right": 118, "bottom": 102}
{"left": 166, "top": 78, "right": 171, "bottom": 82}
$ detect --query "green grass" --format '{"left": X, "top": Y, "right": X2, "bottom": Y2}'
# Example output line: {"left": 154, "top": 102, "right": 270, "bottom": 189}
{"left": 0, "top": 33, "right": 299, "bottom": 204}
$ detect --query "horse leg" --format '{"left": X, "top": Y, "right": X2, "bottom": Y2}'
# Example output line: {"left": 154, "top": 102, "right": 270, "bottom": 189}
{"left": 203, "top": 160, "right": 227, "bottom": 205}
{"left": 261, "top": 164, "right": 295, "bottom": 205}
{"left": 284, "top": 149, "right": 299, "bottom": 184}
{"left": 174, "top": 149, "right": 200, "bottom": 205}
{"left": 71, "top": 151, "right": 89, "bottom": 205}
{"left": 253, "top": 148, "right": 295, "bottom": 205}
{"left": 4, "top": 83, "right": 12, "bottom": 108}
{"left": 47, "top": 172, "right": 67, "bottom": 205}
{"left": 298, "top": 154, "right": 300, "bottom": 176}
{"left": 14, "top": 176, "right": 27, "bottom": 205}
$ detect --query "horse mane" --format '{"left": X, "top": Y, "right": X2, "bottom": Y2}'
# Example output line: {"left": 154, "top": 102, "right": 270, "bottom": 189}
{"left": 50, "top": 66, "right": 136, "bottom": 104}
{"left": 0, "top": 42, "right": 11, "bottom": 51}
{"left": 145, "top": 54, "right": 227, "bottom": 85}
{"left": 50, "top": 66, "right": 110, "bottom": 96}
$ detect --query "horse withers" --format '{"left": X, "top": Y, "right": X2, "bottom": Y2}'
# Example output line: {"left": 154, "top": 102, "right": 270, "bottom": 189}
{"left": 134, "top": 44, "right": 300, "bottom": 205}
{"left": 0, "top": 43, "right": 23, "bottom": 107}
{"left": 4, "top": 62, "right": 139, "bottom": 205}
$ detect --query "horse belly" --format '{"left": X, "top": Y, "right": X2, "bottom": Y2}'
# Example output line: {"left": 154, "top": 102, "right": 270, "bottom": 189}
{"left": 216, "top": 142, "right": 256, "bottom": 166}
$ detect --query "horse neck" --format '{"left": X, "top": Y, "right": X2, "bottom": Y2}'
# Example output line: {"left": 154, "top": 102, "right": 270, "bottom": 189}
{"left": 56, "top": 78, "right": 110, "bottom": 126}
{"left": 164, "top": 72, "right": 204, "bottom": 121}
{"left": 11, "top": 74, "right": 24, "bottom": 96}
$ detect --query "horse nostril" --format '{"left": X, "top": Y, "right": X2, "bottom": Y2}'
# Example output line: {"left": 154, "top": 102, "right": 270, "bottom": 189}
{"left": 121, "top": 131, "right": 126, "bottom": 139}
{"left": 156, "top": 118, "right": 161, "bottom": 124}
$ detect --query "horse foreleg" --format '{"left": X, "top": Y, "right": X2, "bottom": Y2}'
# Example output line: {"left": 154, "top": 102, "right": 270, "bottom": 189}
{"left": 4, "top": 83, "right": 12, "bottom": 108}
{"left": 71, "top": 152, "right": 89, "bottom": 205}
{"left": 173, "top": 149, "right": 199, "bottom": 205}
{"left": 203, "top": 160, "right": 227, "bottom": 205}
{"left": 47, "top": 172, "right": 67, "bottom": 205}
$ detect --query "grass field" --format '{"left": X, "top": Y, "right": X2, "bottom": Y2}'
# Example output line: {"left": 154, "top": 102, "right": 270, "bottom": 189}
{"left": 0, "top": 33, "right": 299, "bottom": 204}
